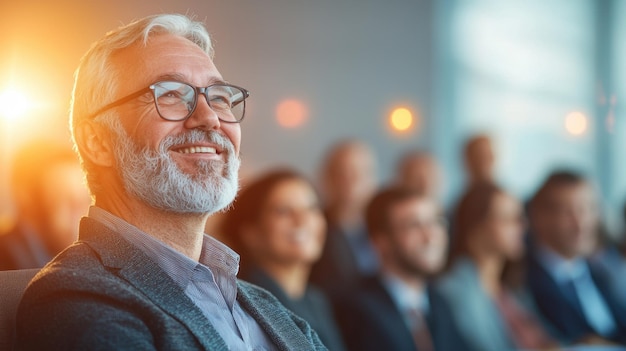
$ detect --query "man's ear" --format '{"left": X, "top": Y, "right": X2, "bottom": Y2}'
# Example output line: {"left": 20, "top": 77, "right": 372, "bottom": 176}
{"left": 75, "top": 121, "right": 116, "bottom": 167}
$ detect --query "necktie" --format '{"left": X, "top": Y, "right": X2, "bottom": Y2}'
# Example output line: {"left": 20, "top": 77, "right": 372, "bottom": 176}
{"left": 408, "top": 308, "right": 433, "bottom": 351}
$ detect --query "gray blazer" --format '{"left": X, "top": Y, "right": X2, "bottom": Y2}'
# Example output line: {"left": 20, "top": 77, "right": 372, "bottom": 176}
{"left": 15, "top": 217, "right": 326, "bottom": 351}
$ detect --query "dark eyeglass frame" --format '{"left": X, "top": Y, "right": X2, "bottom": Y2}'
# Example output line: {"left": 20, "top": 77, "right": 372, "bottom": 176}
{"left": 88, "top": 80, "right": 250, "bottom": 122}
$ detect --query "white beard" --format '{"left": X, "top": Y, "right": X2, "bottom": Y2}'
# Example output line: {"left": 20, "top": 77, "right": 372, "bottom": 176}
{"left": 109, "top": 120, "right": 240, "bottom": 214}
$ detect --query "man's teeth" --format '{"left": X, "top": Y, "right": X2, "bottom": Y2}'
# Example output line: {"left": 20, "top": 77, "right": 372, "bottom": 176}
{"left": 177, "top": 146, "right": 217, "bottom": 154}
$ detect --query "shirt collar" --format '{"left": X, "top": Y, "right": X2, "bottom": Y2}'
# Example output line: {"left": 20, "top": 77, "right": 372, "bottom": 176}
{"left": 199, "top": 232, "right": 240, "bottom": 277}
{"left": 88, "top": 206, "right": 240, "bottom": 289}
{"left": 535, "top": 244, "right": 588, "bottom": 284}
{"left": 381, "top": 272, "right": 429, "bottom": 314}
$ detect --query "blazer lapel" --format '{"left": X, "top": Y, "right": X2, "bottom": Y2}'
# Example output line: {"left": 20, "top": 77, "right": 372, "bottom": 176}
{"left": 79, "top": 218, "right": 229, "bottom": 351}
{"left": 368, "top": 277, "right": 419, "bottom": 350}
{"left": 589, "top": 261, "right": 626, "bottom": 331}
{"left": 527, "top": 253, "right": 588, "bottom": 340}
{"left": 236, "top": 281, "right": 315, "bottom": 351}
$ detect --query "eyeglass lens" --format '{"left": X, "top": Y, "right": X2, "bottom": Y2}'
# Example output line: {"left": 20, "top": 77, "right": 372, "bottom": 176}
{"left": 153, "top": 81, "right": 245, "bottom": 122}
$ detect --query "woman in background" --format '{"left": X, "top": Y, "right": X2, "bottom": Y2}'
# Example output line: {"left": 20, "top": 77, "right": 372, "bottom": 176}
{"left": 431, "top": 182, "right": 558, "bottom": 351}
{"left": 221, "top": 169, "right": 346, "bottom": 351}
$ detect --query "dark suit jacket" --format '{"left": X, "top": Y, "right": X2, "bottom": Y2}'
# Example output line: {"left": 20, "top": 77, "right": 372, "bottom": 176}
{"left": 310, "top": 220, "right": 378, "bottom": 299}
{"left": 527, "top": 251, "right": 626, "bottom": 344}
{"left": 15, "top": 217, "right": 327, "bottom": 351}
{"left": 333, "top": 276, "right": 434, "bottom": 351}
{"left": 242, "top": 268, "right": 346, "bottom": 351}
{"left": 310, "top": 223, "right": 372, "bottom": 299}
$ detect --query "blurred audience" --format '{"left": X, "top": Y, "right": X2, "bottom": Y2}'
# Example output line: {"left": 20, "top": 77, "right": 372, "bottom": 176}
{"left": 394, "top": 150, "right": 443, "bottom": 201}
{"left": 463, "top": 134, "right": 495, "bottom": 186}
{"left": 334, "top": 187, "right": 448, "bottom": 351}
{"left": 204, "top": 167, "right": 255, "bottom": 241}
{"left": 0, "top": 140, "right": 91, "bottom": 270}
{"left": 432, "top": 182, "right": 558, "bottom": 351}
{"left": 526, "top": 170, "right": 626, "bottom": 345}
{"left": 310, "top": 139, "right": 379, "bottom": 297}
{"left": 221, "top": 169, "right": 346, "bottom": 351}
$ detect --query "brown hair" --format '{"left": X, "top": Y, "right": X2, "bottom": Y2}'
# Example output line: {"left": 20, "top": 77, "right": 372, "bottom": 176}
{"left": 529, "top": 169, "right": 587, "bottom": 214}
{"left": 448, "top": 182, "right": 504, "bottom": 267}
{"left": 365, "top": 186, "right": 424, "bottom": 239}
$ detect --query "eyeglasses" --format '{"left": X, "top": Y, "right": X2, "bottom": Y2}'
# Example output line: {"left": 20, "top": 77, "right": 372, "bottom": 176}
{"left": 393, "top": 215, "right": 448, "bottom": 233}
{"left": 89, "top": 81, "right": 250, "bottom": 122}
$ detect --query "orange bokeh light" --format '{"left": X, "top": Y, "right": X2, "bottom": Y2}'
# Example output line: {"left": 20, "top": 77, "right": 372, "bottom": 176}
{"left": 565, "top": 111, "right": 588, "bottom": 136}
{"left": 276, "top": 99, "right": 308, "bottom": 128}
{"left": 389, "top": 107, "right": 414, "bottom": 132}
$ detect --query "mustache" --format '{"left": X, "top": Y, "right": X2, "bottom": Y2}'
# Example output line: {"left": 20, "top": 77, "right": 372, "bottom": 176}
{"left": 159, "top": 130, "right": 235, "bottom": 154}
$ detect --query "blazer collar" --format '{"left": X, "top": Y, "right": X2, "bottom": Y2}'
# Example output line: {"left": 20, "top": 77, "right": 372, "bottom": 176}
{"left": 236, "top": 280, "right": 316, "bottom": 351}
{"left": 78, "top": 217, "right": 229, "bottom": 350}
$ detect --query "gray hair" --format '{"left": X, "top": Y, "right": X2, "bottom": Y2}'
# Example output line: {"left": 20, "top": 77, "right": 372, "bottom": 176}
{"left": 69, "top": 14, "right": 214, "bottom": 194}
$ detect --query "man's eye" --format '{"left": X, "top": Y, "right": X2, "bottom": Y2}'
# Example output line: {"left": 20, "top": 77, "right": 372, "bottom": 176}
{"left": 209, "top": 95, "right": 232, "bottom": 109}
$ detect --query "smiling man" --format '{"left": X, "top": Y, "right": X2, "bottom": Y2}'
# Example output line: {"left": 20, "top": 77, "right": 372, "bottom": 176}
{"left": 16, "top": 14, "right": 325, "bottom": 351}
{"left": 334, "top": 187, "right": 448, "bottom": 351}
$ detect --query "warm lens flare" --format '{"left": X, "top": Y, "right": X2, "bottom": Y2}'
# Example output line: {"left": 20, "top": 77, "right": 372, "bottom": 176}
{"left": 276, "top": 99, "right": 308, "bottom": 128}
{"left": 390, "top": 107, "right": 414, "bottom": 132}
{"left": 565, "top": 111, "right": 588, "bottom": 136}
{"left": 0, "top": 88, "right": 30, "bottom": 122}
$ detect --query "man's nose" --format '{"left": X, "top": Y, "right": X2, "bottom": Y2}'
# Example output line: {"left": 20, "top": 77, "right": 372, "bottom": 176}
{"left": 184, "top": 94, "right": 221, "bottom": 130}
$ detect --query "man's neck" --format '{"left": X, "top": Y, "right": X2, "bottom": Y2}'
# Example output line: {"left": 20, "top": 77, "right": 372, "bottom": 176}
{"left": 139, "top": 212, "right": 207, "bottom": 261}
{"left": 535, "top": 238, "right": 579, "bottom": 261}
{"left": 327, "top": 203, "right": 363, "bottom": 232}
{"left": 96, "top": 197, "right": 209, "bottom": 261}
{"left": 381, "top": 270, "right": 428, "bottom": 314}
{"left": 535, "top": 243, "right": 586, "bottom": 283}
{"left": 383, "top": 266, "right": 426, "bottom": 295}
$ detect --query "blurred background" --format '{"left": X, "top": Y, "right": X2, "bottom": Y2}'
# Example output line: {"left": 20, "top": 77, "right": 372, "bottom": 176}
{"left": 0, "top": 0, "right": 624, "bottom": 239}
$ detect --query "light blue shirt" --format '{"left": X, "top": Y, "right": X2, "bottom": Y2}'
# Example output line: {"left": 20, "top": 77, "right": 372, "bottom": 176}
{"left": 381, "top": 273, "right": 429, "bottom": 331}
{"left": 536, "top": 245, "right": 616, "bottom": 336}
{"left": 89, "top": 206, "right": 277, "bottom": 351}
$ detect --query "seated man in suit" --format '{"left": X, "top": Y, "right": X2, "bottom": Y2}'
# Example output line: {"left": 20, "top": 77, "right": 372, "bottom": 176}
{"left": 334, "top": 187, "right": 448, "bottom": 351}
{"left": 527, "top": 170, "right": 626, "bottom": 345}
{"left": 310, "top": 140, "right": 380, "bottom": 297}
{"left": 16, "top": 14, "right": 326, "bottom": 350}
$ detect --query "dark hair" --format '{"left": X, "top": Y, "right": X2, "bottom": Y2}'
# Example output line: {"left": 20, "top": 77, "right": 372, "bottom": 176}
{"left": 365, "top": 186, "right": 424, "bottom": 239}
{"left": 462, "top": 134, "right": 490, "bottom": 160}
{"left": 529, "top": 169, "right": 588, "bottom": 213}
{"left": 395, "top": 149, "right": 432, "bottom": 173}
{"left": 448, "top": 182, "right": 504, "bottom": 266}
{"left": 220, "top": 169, "right": 318, "bottom": 266}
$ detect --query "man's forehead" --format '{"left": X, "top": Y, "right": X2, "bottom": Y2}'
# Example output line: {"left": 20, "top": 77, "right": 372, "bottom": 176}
{"left": 394, "top": 197, "right": 436, "bottom": 215}
{"left": 545, "top": 183, "right": 596, "bottom": 208}
{"left": 550, "top": 182, "right": 594, "bottom": 198}
{"left": 111, "top": 33, "right": 220, "bottom": 85}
